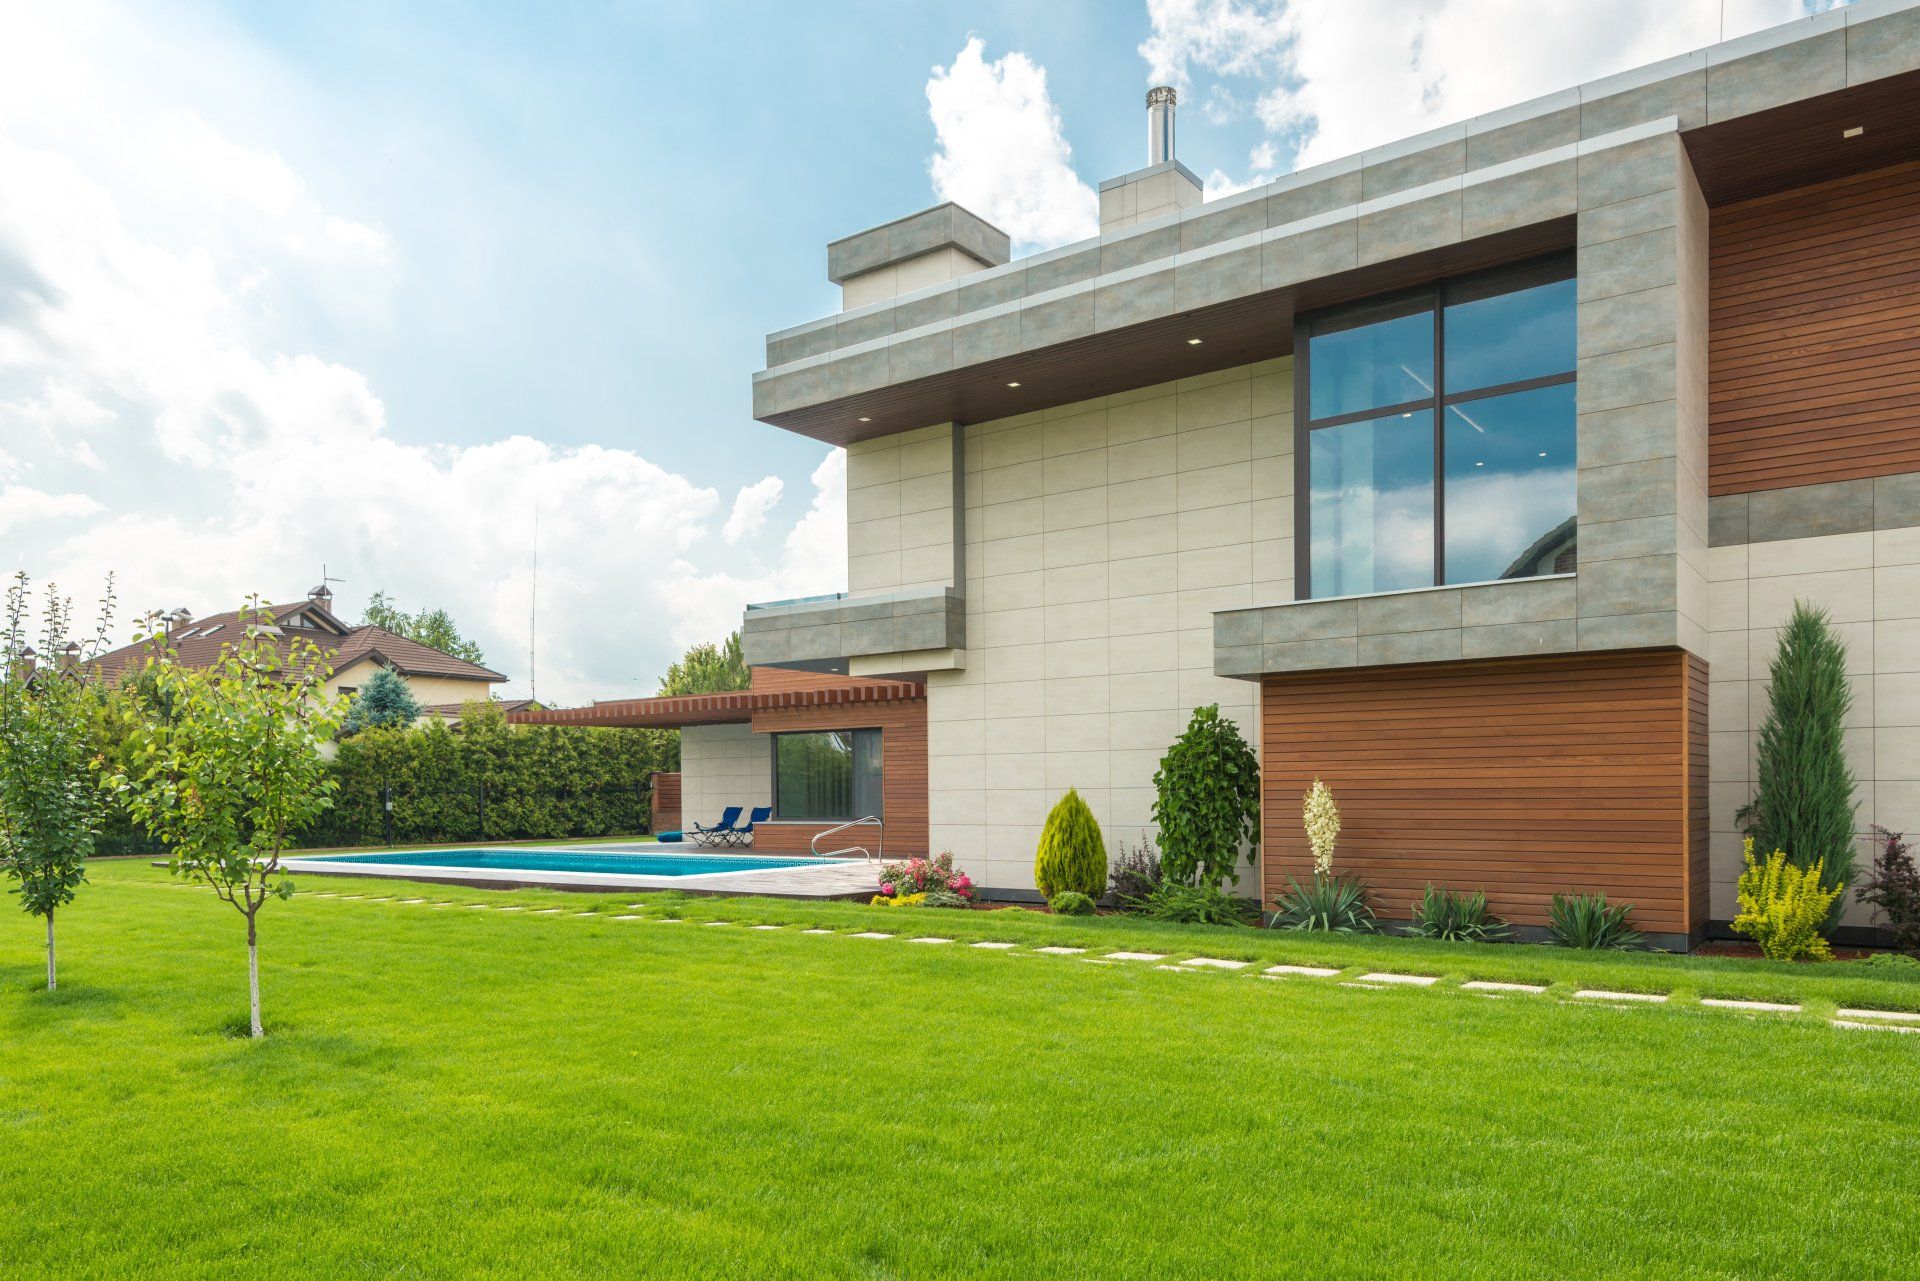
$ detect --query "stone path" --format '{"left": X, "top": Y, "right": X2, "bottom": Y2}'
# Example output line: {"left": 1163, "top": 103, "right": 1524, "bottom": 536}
{"left": 263, "top": 885, "right": 1920, "bottom": 1036}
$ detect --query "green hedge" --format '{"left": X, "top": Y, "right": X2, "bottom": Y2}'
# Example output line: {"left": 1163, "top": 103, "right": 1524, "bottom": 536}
{"left": 304, "top": 705, "right": 678, "bottom": 848}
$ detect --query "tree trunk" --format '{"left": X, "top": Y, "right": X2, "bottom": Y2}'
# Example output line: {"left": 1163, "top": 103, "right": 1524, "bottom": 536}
{"left": 247, "top": 912, "right": 263, "bottom": 1038}
{"left": 46, "top": 907, "right": 56, "bottom": 992}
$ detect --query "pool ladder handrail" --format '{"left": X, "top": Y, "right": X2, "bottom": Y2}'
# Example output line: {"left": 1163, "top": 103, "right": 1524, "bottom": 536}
{"left": 812, "top": 815, "right": 882, "bottom": 862}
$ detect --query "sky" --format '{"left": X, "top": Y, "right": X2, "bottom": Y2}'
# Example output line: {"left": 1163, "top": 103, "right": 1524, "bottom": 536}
{"left": 0, "top": 0, "right": 1839, "bottom": 703}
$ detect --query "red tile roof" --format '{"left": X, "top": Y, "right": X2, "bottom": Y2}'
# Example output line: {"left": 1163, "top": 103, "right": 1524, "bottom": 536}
{"left": 91, "top": 600, "right": 504, "bottom": 685}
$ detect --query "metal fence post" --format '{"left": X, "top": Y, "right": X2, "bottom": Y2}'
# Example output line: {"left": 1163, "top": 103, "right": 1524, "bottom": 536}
{"left": 383, "top": 783, "right": 394, "bottom": 848}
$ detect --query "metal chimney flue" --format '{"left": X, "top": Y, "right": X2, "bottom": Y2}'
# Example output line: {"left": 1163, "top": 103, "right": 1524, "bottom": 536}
{"left": 1147, "top": 86, "right": 1177, "bottom": 165}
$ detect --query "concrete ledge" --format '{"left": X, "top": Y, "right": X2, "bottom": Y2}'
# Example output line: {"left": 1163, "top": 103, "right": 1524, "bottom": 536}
{"left": 744, "top": 587, "right": 966, "bottom": 667}
{"left": 1214, "top": 576, "right": 1578, "bottom": 678}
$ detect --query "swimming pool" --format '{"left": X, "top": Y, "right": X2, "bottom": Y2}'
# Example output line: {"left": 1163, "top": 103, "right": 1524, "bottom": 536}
{"left": 302, "top": 849, "right": 834, "bottom": 876}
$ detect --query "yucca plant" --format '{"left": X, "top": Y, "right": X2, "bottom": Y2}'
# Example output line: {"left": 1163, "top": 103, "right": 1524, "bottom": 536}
{"left": 1547, "top": 892, "right": 1644, "bottom": 950}
{"left": 1269, "top": 873, "right": 1376, "bottom": 933}
{"left": 1405, "top": 886, "right": 1510, "bottom": 943}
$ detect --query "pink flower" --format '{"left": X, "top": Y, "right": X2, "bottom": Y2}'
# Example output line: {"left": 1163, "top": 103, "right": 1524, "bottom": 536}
{"left": 880, "top": 882, "right": 895, "bottom": 896}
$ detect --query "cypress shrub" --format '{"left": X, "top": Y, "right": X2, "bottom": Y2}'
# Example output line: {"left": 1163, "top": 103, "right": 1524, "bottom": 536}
{"left": 1737, "top": 601, "right": 1858, "bottom": 904}
{"left": 1034, "top": 788, "right": 1107, "bottom": 898}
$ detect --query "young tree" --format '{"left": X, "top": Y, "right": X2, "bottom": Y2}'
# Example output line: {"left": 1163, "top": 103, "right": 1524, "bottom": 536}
{"left": 658, "top": 632, "right": 750, "bottom": 696}
{"left": 362, "top": 590, "right": 487, "bottom": 665}
{"left": 113, "top": 601, "right": 345, "bottom": 1037}
{"left": 0, "top": 572, "right": 115, "bottom": 990}
{"left": 1737, "top": 601, "right": 1858, "bottom": 903}
{"left": 340, "top": 666, "right": 422, "bottom": 735}
{"left": 1151, "top": 704, "right": 1261, "bottom": 888}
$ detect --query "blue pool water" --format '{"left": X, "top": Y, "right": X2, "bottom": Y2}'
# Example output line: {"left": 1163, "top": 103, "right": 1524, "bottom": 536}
{"left": 303, "top": 849, "right": 833, "bottom": 876}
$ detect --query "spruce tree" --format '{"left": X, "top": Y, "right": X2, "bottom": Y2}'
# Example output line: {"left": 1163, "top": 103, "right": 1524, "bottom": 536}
{"left": 1738, "top": 601, "right": 1857, "bottom": 900}
{"left": 341, "top": 667, "right": 422, "bottom": 735}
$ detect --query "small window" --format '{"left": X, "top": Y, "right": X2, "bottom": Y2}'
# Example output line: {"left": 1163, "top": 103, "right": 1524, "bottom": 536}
{"left": 773, "top": 729, "right": 882, "bottom": 822}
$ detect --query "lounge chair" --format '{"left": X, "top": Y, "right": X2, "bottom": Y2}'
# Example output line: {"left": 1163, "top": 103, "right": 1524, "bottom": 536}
{"left": 688, "top": 806, "right": 744, "bottom": 847}
{"left": 730, "top": 806, "right": 773, "bottom": 848}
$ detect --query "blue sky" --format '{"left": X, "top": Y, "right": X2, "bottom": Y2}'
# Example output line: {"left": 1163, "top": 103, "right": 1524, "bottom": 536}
{"left": 0, "top": 0, "right": 1835, "bottom": 701}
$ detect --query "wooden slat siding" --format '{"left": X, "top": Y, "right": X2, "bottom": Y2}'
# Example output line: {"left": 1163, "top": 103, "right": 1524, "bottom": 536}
{"left": 1260, "top": 650, "right": 1702, "bottom": 936}
{"left": 1709, "top": 160, "right": 1920, "bottom": 495}
{"left": 649, "top": 772, "right": 681, "bottom": 834}
{"left": 1685, "top": 655, "right": 1710, "bottom": 934}
{"left": 747, "top": 697, "right": 928, "bottom": 859}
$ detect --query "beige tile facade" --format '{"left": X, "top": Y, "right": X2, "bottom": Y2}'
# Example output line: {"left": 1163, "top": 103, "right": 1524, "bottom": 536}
{"left": 679, "top": 723, "right": 771, "bottom": 832}
{"left": 846, "top": 422, "right": 963, "bottom": 595}
{"left": 1706, "top": 525, "right": 1920, "bottom": 927}
{"left": 845, "top": 359, "right": 1293, "bottom": 893}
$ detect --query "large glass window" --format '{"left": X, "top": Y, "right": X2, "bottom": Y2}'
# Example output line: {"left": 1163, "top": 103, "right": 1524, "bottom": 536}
{"left": 1299, "top": 254, "right": 1576, "bottom": 598}
{"left": 773, "top": 729, "right": 883, "bottom": 821}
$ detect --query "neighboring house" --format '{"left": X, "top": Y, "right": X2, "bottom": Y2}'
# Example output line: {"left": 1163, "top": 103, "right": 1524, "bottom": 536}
{"left": 94, "top": 586, "right": 507, "bottom": 711}
{"left": 550, "top": 5, "right": 1920, "bottom": 947}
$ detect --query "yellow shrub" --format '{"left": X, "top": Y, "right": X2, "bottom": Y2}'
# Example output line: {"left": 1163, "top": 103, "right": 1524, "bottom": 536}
{"left": 1732, "top": 838, "right": 1842, "bottom": 962}
{"left": 870, "top": 892, "right": 926, "bottom": 908}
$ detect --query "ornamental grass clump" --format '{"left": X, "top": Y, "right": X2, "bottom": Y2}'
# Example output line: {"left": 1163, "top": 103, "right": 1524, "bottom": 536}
{"left": 1547, "top": 892, "right": 1644, "bottom": 950}
{"left": 1733, "top": 837, "right": 1843, "bottom": 961}
{"left": 1405, "top": 886, "right": 1510, "bottom": 943}
{"left": 1034, "top": 788, "right": 1107, "bottom": 899}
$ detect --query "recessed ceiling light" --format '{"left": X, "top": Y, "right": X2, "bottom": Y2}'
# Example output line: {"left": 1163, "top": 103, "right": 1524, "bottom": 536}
{"left": 1006, "top": 380, "right": 1021, "bottom": 388}
{"left": 1538, "top": 451, "right": 1548, "bottom": 457}
{"left": 1474, "top": 461, "right": 1484, "bottom": 467}
{"left": 857, "top": 416, "right": 871, "bottom": 423}
{"left": 1186, "top": 337, "right": 1203, "bottom": 345}
{"left": 1843, "top": 125, "right": 1865, "bottom": 138}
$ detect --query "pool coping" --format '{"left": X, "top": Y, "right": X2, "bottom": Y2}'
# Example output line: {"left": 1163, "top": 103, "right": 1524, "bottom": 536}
{"left": 274, "top": 850, "right": 886, "bottom": 900}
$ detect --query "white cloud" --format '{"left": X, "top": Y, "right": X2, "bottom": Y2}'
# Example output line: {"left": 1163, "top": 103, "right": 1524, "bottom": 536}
{"left": 0, "top": 1, "right": 849, "bottom": 706}
{"left": 1144, "top": 0, "right": 1834, "bottom": 181}
{"left": 722, "top": 474, "right": 784, "bottom": 544}
{"left": 0, "top": 484, "right": 104, "bottom": 535}
{"left": 926, "top": 37, "right": 1099, "bottom": 255}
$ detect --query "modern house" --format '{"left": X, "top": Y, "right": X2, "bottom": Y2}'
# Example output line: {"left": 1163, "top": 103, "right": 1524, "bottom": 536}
{"left": 94, "top": 586, "right": 509, "bottom": 714}
{"left": 558, "top": 3, "right": 1918, "bottom": 948}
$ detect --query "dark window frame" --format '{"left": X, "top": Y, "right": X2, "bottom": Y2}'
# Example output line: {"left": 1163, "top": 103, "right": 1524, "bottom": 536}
{"left": 768, "top": 727, "right": 884, "bottom": 822}
{"left": 1292, "top": 252, "right": 1577, "bottom": 599}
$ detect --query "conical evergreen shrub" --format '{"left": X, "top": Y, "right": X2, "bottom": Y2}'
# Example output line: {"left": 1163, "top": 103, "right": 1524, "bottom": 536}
{"left": 1034, "top": 788, "right": 1107, "bottom": 899}
{"left": 1738, "top": 601, "right": 1857, "bottom": 902}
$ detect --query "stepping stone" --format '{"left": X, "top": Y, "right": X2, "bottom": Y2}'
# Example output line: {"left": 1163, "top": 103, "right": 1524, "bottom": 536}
{"left": 1835, "top": 1007, "right": 1920, "bottom": 1024}
{"left": 1155, "top": 965, "right": 1193, "bottom": 972}
{"left": 1341, "top": 981, "right": 1387, "bottom": 989}
{"left": 971, "top": 941, "right": 1017, "bottom": 950}
{"left": 398, "top": 898, "right": 427, "bottom": 904}
{"left": 496, "top": 906, "right": 524, "bottom": 913}
{"left": 704, "top": 921, "right": 732, "bottom": 927}
{"left": 656, "top": 917, "right": 684, "bottom": 924}
{"left": 573, "top": 912, "right": 597, "bottom": 917}
{"left": 1834, "top": 1018, "right": 1920, "bottom": 1034}
{"left": 751, "top": 924, "right": 784, "bottom": 931}
{"left": 612, "top": 915, "right": 641, "bottom": 921}
{"left": 1357, "top": 972, "right": 1437, "bottom": 986}
{"left": 1572, "top": 989, "right": 1666, "bottom": 1003}
{"left": 465, "top": 904, "right": 490, "bottom": 910}
{"left": 311, "top": 893, "right": 336, "bottom": 899}
{"left": 532, "top": 909, "right": 565, "bottom": 915}
{"left": 1105, "top": 951, "right": 1168, "bottom": 962}
{"left": 1036, "top": 946, "right": 1087, "bottom": 955}
{"left": 1182, "top": 957, "right": 1250, "bottom": 970}
{"left": 337, "top": 895, "right": 363, "bottom": 900}
{"left": 803, "top": 928, "right": 836, "bottom": 935}
{"left": 908, "top": 937, "right": 954, "bottom": 944}
{"left": 627, "top": 904, "right": 648, "bottom": 909}
{"left": 1701, "top": 998, "right": 1801, "bottom": 1013}
{"left": 1265, "top": 964, "right": 1341, "bottom": 978}
{"left": 849, "top": 932, "right": 894, "bottom": 940}
{"left": 1463, "top": 980, "right": 1547, "bottom": 994}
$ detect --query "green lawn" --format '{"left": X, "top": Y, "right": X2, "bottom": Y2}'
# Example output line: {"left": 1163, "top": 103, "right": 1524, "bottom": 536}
{"left": 5, "top": 861, "right": 1919, "bottom": 1279}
